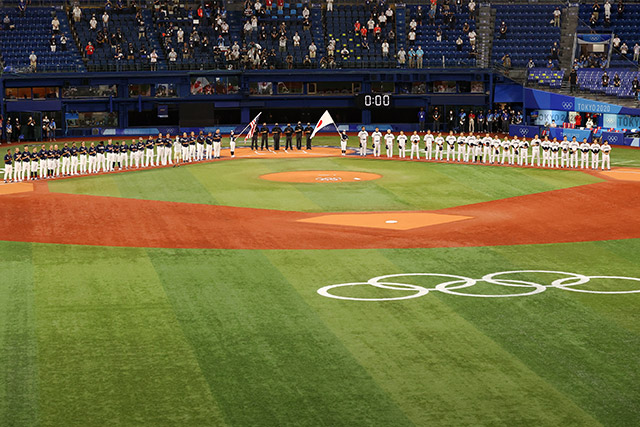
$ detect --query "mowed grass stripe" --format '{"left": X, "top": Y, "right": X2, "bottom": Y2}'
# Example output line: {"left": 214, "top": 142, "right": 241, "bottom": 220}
{"left": 0, "top": 242, "right": 40, "bottom": 426}
{"left": 48, "top": 157, "right": 602, "bottom": 213}
{"left": 148, "top": 248, "right": 413, "bottom": 427}
{"left": 267, "top": 249, "right": 602, "bottom": 426}
{"left": 32, "top": 244, "right": 225, "bottom": 427}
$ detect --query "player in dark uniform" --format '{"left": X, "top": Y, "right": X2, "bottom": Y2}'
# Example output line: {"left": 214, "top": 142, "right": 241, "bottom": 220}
{"left": 21, "top": 148, "right": 31, "bottom": 181}
{"left": 30, "top": 147, "right": 39, "bottom": 179}
{"left": 212, "top": 130, "right": 222, "bottom": 159}
{"left": 271, "top": 123, "right": 282, "bottom": 151}
{"left": 305, "top": 123, "right": 313, "bottom": 149}
{"left": 284, "top": 123, "right": 294, "bottom": 150}
{"left": 88, "top": 142, "right": 97, "bottom": 172}
{"left": 205, "top": 132, "right": 213, "bottom": 160}
{"left": 3, "top": 149, "right": 13, "bottom": 183}
{"left": 70, "top": 142, "right": 79, "bottom": 175}
{"left": 295, "top": 121, "right": 303, "bottom": 149}
{"left": 260, "top": 123, "right": 269, "bottom": 150}
{"left": 251, "top": 125, "right": 259, "bottom": 150}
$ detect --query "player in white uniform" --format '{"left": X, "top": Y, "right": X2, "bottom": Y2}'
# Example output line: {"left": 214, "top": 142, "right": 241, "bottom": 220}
{"left": 457, "top": 133, "right": 467, "bottom": 161}
{"left": 357, "top": 127, "right": 368, "bottom": 157}
{"left": 500, "top": 138, "right": 510, "bottom": 164}
{"left": 397, "top": 131, "right": 407, "bottom": 158}
{"left": 541, "top": 137, "right": 551, "bottom": 167}
{"left": 384, "top": 129, "right": 394, "bottom": 158}
{"left": 173, "top": 135, "right": 181, "bottom": 163}
{"left": 423, "top": 130, "right": 434, "bottom": 159}
{"left": 560, "top": 137, "right": 570, "bottom": 168}
{"left": 508, "top": 136, "right": 519, "bottom": 165}
{"left": 601, "top": 140, "right": 611, "bottom": 170}
{"left": 590, "top": 140, "right": 600, "bottom": 169}
{"left": 371, "top": 128, "right": 382, "bottom": 157}
{"left": 410, "top": 131, "right": 421, "bottom": 159}
{"left": 530, "top": 135, "right": 541, "bottom": 166}
{"left": 569, "top": 137, "right": 580, "bottom": 168}
{"left": 579, "top": 139, "right": 590, "bottom": 169}
{"left": 229, "top": 131, "right": 237, "bottom": 158}
{"left": 550, "top": 138, "right": 560, "bottom": 168}
{"left": 465, "top": 134, "right": 475, "bottom": 162}
{"left": 339, "top": 130, "right": 349, "bottom": 155}
{"left": 491, "top": 137, "right": 501, "bottom": 163}
{"left": 434, "top": 133, "right": 445, "bottom": 160}
{"left": 474, "top": 135, "right": 483, "bottom": 162}
{"left": 445, "top": 131, "right": 456, "bottom": 161}
{"left": 518, "top": 138, "right": 529, "bottom": 166}
{"left": 481, "top": 134, "right": 492, "bottom": 163}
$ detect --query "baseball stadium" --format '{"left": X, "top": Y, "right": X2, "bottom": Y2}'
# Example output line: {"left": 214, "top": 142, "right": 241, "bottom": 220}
{"left": 1, "top": 0, "right": 640, "bottom": 426}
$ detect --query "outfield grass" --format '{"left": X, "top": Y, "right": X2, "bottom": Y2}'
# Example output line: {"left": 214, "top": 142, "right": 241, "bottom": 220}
{"left": 1, "top": 239, "right": 639, "bottom": 426}
{"left": 49, "top": 157, "right": 602, "bottom": 212}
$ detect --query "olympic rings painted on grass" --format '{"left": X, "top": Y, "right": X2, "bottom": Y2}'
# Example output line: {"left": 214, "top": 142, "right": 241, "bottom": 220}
{"left": 317, "top": 270, "right": 640, "bottom": 301}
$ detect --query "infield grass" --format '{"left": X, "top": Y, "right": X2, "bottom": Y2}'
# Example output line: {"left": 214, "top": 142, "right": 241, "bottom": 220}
{"left": 48, "top": 157, "right": 602, "bottom": 212}
{"left": 1, "top": 239, "right": 639, "bottom": 426}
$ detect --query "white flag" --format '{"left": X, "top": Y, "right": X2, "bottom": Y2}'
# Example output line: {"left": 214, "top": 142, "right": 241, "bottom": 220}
{"left": 310, "top": 110, "right": 335, "bottom": 139}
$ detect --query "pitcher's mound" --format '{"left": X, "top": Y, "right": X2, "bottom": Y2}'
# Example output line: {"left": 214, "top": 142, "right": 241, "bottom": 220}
{"left": 260, "top": 170, "right": 382, "bottom": 183}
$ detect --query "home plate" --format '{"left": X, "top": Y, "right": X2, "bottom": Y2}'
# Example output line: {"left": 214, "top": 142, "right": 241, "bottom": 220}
{"left": 298, "top": 212, "right": 473, "bottom": 230}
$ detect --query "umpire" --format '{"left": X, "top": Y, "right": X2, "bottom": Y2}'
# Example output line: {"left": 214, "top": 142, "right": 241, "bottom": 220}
{"left": 295, "top": 121, "right": 303, "bottom": 149}
{"left": 284, "top": 123, "right": 294, "bottom": 150}
{"left": 305, "top": 123, "right": 313, "bottom": 149}
{"left": 260, "top": 123, "right": 270, "bottom": 150}
{"left": 272, "top": 123, "right": 282, "bottom": 150}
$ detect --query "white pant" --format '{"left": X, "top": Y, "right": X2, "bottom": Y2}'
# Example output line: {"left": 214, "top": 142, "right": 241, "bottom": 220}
{"left": 97, "top": 153, "right": 106, "bottom": 172}
{"left": 483, "top": 146, "right": 491, "bottom": 163}
{"left": 435, "top": 147, "right": 443, "bottom": 160}
{"left": 145, "top": 149, "right": 154, "bottom": 166}
{"left": 373, "top": 142, "right": 381, "bottom": 157}
{"left": 156, "top": 146, "right": 163, "bottom": 165}
{"left": 213, "top": 142, "right": 221, "bottom": 158}
{"left": 340, "top": 139, "right": 347, "bottom": 153}
{"left": 591, "top": 152, "right": 599, "bottom": 169}
{"left": 519, "top": 149, "right": 528, "bottom": 166}
{"left": 531, "top": 147, "right": 540, "bottom": 166}
{"left": 458, "top": 146, "right": 465, "bottom": 161}
{"left": 79, "top": 155, "right": 87, "bottom": 174}
{"left": 188, "top": 145, "right": 196, "bottom": 160}
{"left": 120, "top": 153, "right": 128, "bottom": 169}
{"left": 181, "top": 146, "right": 189, "bottom": 161}
{"left": 205, "top": 144, "right": 213, "bottom": 160}
{"left": 229, "top": 140, "right": 236, "bottom": 157}
{"left": 581, "top": 152, "right": 589, "bottom": 168}
{"left": 425, "top": 142, "right": 432, "bottom": 159}
{"left": 3, "top": 164, "right": 12, "bottom": 181}
{"left": 446, "top": 146, "right": 454, "bottom": 161}
{"left": 501, "top": 150, "right": 509, "bottom": 164}
{"left": 39, "top": 159, "right": 48, "bottom": 178}
{"left": 410, "top": 143, "right": 420, "bottom": 159}
{"left": 542, "top": 151, "right": 550, "bottom": 167}
{"left": 13, "top": 162, "right": 21, "bottom": 181}
{"left": 601, "top": 153, "right": 610, "bottom": 170}
{"left": 386, "top": 143, "right": 393, "bottom": 158}
{"left": 196, "top": 143, "right": 204, "bottom": 160}
{"left": 398, "top": 144, "right": 405, "bottom": 158}
{"left": 71, "top": 156, "right": 79, "bottom": 174}
{"left": 62, "top": 157, "right": 71, "bottom": 175}
{"left": 570, "top": 152, "right": 578, "bottom": 168}
{"left": 359, "top": 141, "right": 366, "bottom": 156}
{"left": 551, "top": 152, "right": 559, "bottom": 168}
{"left": 561, "top": 151, "right": 569, "bottom": 168}
{"left": 88, "top": 156, "right": 97, "bottom": 172}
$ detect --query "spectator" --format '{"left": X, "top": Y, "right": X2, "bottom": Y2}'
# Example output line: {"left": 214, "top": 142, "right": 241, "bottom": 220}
{"left": 302, "top": 6, "right": 310, "bottom": 20}
{"left": 85, "top": 41, "right": 94, "bottom": 57}
{"left": 90, "top": 14, "right": 98, "bottom": 31}
{"left": 303, "top": 55, "right": 311, "bottom": 68}
{"left": 499, "top": 21, "right": 507, "bottom": 39}
{"left": 60, "top": 34, "right": 67, "bottom": 51}
{"left": 293, "top": 32, "right": 300, "bottom": 47}
{"left": 502, "top": 53, "right": 511, "bottom": 69}
{"left": 397, "top": 47, "right": 406, "bottom": 67}
{"left": 385, "top": 6, "right": 394, "bottom": 23}
{"left": 592, "top": 1, "right": 600, "bottom": 21}
{"left": 631, "top": 76, "right": 639, "bottom": 97}
{"left": 244, "top": 20, "right": 252, "bottom": 35}
{"left": 150, "top": 49, "right": 158, "bottom": 70}
{"left": 177, "top": 27, "right": 184, "bottom": 43}
{"left": 378, "top": 12, "right": 387, "bottom": 28}
{"left": 612, "top": 34, "right": 620, "bottom": 50}
{"left": 415, "top": 46, "right": 424, "bottom": 68}
{"left": 456, "top": 36, "right": 463, "bottom": 51}
{"left": 408, "top": 29, "right": 416, "bottom": 46}
{"left": 553, "top": 7, "right": 561, "bottom": 27}
{"left": 340, "top": 46, "right": 350, "bottom": 60}
{"left": 381, "top": 40, "right": 389, "bottom": 58}
{"left": 72, "top": 4, "right": 82, "bottom": 22}
{"left": 29, "top": 51, "right": 37, "bottom": 72}
{"left": 575, "top": 112, "right": 582, "bottom": 127}
{"left": 408, "top": 47, "right": 415, "bottom": 68}
{"left": 617, "top": 0, "right": 624, "bottom": 17}
{"left": 468, "top": 29, "right": 476, "bottom": 49}
{"left": 634, "top": 43, "right": 640, "bottom": 62}
{"left": 278, "top": 35, "right": 287, "bottom": 52}
{"left": 409, "top": 18, "right": 417, "bottom": 32}
{"left": 3, "top": 15, "right": 12, "bottom": 31}
{"left": 102, "top": 11, "right": 109, "bottom": 29}
{"left": 603, "top": 0, "right": 611, "bottom": 21}
{"left": 550, "top": 42, "right": 559, "bottom": 60}
{"left": 286, "top": 53, "right": 293, "bottom": 69}
{"left": 416, "top": 5, "right": 424, "bottom": 26}
{"left": 469, "top": 0, "right": 476, "bottom": 19}
{"left": 51, "top": 15, "right": 60, "bottom": 34}
{"left": 277, "top": 0, "right": 284, "bottom": 12}
{"left": 546, "top": 59, "right": 554, "bottom": 69}
{"left": 326, "top": 0, "right": 333, "bottom": 13}
{"left": 168, "top": 47, "right": 177, "bottom": 62}
{"left": 569, "top": 68, "right": 577, "bottom": 93}
{"left": 309, "top": 41, "right": 317, "bottom": 59}
{"left": 18, "top": 0, "right": 26, "bottom": 17}
{"left": 585, "top": 117, "right": 594, "bottom": 128}
{"left": 613, "top": 73, "right": 621, "bottom": 87}
{"left": 436, "top": 27, "right": 442, "bottom": 42}
{"left": 602, "top": 71, "right": 609, "bottom": 87}
{"left": 50, "top": 34, "right": 57, "bottom": 52}
{"left": 620, "top": 42, "right": 628, "bottom": 58}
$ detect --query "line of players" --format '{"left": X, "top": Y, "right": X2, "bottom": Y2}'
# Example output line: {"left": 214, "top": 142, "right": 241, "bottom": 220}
{"left": 3, "top": 130, "right": 235, "bottom": 183}
{"left": 353, "top": 128, "right": 612, "bottom": 170}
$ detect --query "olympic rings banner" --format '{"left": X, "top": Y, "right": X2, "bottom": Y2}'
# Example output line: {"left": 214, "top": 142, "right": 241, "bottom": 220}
{"left": 317, "top": 271, "right": 640, "bottom": 301}
{"left": 524, "top": 88, "right": 640, "bottom": 117}
{"left": 508, "top": 124, "right": 540, "bottom": 138}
